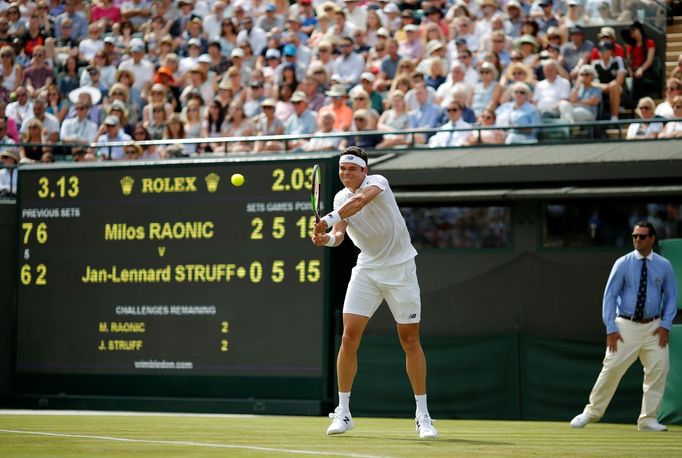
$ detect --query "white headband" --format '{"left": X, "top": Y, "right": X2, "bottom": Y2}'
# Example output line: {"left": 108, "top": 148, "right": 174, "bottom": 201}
{"left": 339, "top": 154, "right": 367, "bottom": 169}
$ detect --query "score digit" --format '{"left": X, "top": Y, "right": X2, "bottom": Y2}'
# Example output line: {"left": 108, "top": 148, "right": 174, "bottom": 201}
{"left": 271, "top": 167, "right": 315, "bottom": 192}
{"left": 22, "top": 222, "right": 48, "bottom": 244}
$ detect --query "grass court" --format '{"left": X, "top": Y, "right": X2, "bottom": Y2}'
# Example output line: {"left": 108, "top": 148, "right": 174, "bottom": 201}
{"left": 0, "top": 411, "right": 680, "bottom": 457}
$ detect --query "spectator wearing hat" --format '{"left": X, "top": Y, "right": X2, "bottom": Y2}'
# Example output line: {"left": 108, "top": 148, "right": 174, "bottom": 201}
{"left": 515, "top": 34, "right": 540, "bottom": 67}
{"left": 179, "top": 38, "right": 203, "bottom": 75}
{"left": 118, "top": 41, "right": 155, "bottom": 93}
{"left": 298, "top": 0, "right": 319, "bottom": 36}
{"left": 204, "top": 1, "right": 229, "bottom": 39}
{"left": 504, "top": 1, "right": 525, "bottom": 38}
{"left": 559, "top": 64, "right": 602, "bottom": 123}
{"left": 342, "top": 0, "right": 367, "bottom": 32}
{"left": 121, "top": 0, "right": 152, "bottom": 30}
{"left": 399, "top": 24, "right": 423, "bottom": 61}
{"left": 107, "top": 99, "right": 133, "bottom": 136}
{"left": 562, "top": 0, "right": 585, "bottom": 30}
{"left": 588, "top": 27, "right": 625, "bottom": 62}
{"left": 170, "top": 0, "right": 198, "bottom": 41}
{"left": 54, "top": 0, "right": 87, "bottom": 41}
{"left": 285, "top": 90, "right": 317, "bottom": 150}
{"left": 382, "top": 3, "right": 401, "bottom": 33}
{"left": 257, "top": 3, "right": 284, "bottom": 33}
{"left": 332, "top": 35, "right": 365, "bottom": 87}
{"left": 142, "top": 83, "right": 173, "bottom": 124}
{"left": 560, "top": 25, "right": 594, "bottom": 78}
{"left": 181, "top": 66, "right": 212, "bottom": 106}
{"left": 181, "top": 18, "right": 209, "bottom": 56}
{"left": 319, "top": 84, "right": 353, "bottom": 131}
{"left": 251, "top": 98, "right": 285, "bottom": 153}
{"left": 228, "top": 47, "right": 253, "bottom": 86}
{"left": 96, "top": 115, "right": 132, "bottom": 160}
{"left": 0, "top": 147, "right": 18, "bottom": 195}
{"left": 533, "top": 59, "right": 571, "bottom": 118}
{"left": 65, "top": 86, "right": 102, "bottom": 125}
{"left": 282, "top": 32, "right": 312, "bottom": 80}
{"left": 237, "top": 15, "right": 267, "bottom": 56}
{"left": 534, "top": 0, "right": 559, "bottom": 34}
{"left": 476, "top": 0, "right": 500, "bottom": 39}
{"left": 592, "top": 39, "right": 626, "bottom": 120}
{"left": 417, "top": 39, "right": 447, "bottom": 78}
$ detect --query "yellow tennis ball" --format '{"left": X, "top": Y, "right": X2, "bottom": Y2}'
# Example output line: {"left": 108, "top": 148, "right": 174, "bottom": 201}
{"left": 231, "top": 173, "right": 244, "bottom": 187}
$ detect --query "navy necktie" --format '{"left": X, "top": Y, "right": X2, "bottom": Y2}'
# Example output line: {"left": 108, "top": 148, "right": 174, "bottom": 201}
{"left": 634, "top": 258, "right": 647, "bottom": 321}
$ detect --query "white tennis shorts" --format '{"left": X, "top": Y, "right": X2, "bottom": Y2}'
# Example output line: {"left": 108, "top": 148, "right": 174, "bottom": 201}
{"left": 343, "top": 259, "right": 421, "bottom": 324}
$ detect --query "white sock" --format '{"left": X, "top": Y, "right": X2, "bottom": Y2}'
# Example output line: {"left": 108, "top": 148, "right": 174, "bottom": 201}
{"left": 415, "top": 394, "right": 430, "bottom": 418}
{"left": 338, "top": 392, "right": 351, "bottom": 414}
{"left": 610, "top": 115, "right": 618, "bottom": 121}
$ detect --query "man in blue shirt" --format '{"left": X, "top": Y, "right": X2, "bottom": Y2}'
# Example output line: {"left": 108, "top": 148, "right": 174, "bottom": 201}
{"left": 285, "top": 91, "right": 318, "bottom": 151}
{"left": 408, "top": 82, "right": 443, "bottom": 144}
{"left": 571, "top": 222, "right": 677, "bottom": 431}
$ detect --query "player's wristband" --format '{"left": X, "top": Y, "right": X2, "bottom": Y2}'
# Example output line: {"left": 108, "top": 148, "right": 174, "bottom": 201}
{"left": 321, "top": 211, "right": 341, "bottom": 227}
{"left": 324, "top": 233, "right": 336, "bottom": 247}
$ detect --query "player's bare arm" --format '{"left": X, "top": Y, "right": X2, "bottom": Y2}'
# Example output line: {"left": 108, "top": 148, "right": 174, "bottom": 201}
{"left": 314, "top": 185, "right": 383, "bottom": 235}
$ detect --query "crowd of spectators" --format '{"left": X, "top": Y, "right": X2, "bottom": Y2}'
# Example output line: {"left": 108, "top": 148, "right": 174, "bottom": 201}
{"left": 0, "top": 0, "right": 681, "bottom": 192}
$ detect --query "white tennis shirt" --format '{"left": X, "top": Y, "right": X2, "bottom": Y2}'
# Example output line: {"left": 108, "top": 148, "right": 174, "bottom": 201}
{"left": 333, "top": 174, "right": 417, "bottom": 268}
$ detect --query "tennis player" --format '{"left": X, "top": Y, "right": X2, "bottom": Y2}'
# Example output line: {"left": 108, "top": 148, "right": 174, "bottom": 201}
{"left": 311, "top": 146, "right": 438, "bottom": 439}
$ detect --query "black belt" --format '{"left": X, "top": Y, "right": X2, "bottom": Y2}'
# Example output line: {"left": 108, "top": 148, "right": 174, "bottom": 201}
{"left": 617, "top": 314, "right": 660, "bottom": 324}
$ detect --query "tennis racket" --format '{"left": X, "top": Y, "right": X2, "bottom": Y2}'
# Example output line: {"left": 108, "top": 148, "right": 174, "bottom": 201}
{"left": 310, "top": 164, "right": 321, "bottom": 223}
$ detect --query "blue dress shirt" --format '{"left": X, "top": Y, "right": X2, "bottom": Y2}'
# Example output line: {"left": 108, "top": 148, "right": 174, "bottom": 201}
{"left": 602, "top": 251, "right": 678, "bottom": 334}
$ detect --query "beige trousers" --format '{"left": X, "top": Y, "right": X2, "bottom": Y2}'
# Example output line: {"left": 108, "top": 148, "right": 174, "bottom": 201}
{"left": 582, "top": 317, "right": 669, "bottom": 426}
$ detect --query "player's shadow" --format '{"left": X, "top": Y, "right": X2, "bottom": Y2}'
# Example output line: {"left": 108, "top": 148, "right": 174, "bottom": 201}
{"left": 340, "top": 435, "right": 512, "bottom": 445}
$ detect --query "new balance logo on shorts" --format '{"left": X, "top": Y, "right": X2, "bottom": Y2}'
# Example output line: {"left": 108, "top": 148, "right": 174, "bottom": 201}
{"left": 409, "top": 314, "right": 417, "bottom": 319}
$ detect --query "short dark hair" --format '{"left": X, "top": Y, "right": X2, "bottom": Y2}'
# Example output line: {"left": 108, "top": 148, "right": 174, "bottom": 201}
{"left": 341, "top": 146, "right": 368, "bottom": 168}
{"left": 634, "top": 221, "right": 656, "bottom": 238}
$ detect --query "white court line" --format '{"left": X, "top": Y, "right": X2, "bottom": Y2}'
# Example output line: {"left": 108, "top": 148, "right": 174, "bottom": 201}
{"left": 0, "top": 429, "right": 386, "bottom": 458}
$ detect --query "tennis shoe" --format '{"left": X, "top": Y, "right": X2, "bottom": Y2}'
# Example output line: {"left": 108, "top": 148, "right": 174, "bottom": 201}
{"left": 570, "top": 413, "right": 597, "bottom": 428}
{"left": 638, "top": 421, "right": 668, "bottom": 432}
{"left": 416, "top": 415, "right": 438, "bottom": 439}
{"left": 327, "top": 407, "right": 353, "bottom": 435}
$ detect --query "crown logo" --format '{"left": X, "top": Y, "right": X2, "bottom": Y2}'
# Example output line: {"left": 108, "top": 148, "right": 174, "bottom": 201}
{"left": 120, "top": 176, "right": 134, "bottom": 196}
{"left": 205, "top": 173, "right": 220, "bottom": 193}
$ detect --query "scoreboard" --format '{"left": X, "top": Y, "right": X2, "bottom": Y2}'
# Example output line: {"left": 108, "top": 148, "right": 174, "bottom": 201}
{"left": 14, "top": 157, "right": 334, "bottom": 400}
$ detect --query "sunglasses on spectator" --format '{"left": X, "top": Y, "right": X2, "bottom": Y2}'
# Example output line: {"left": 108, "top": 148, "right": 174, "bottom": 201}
{"left": 638, "top": 106, "right": 652, "bottom": 110}
{"left": 354, "top": 117, "right": 366, "bottom": 122}
{"left": 632, "top": 234, "right": 650, "bottom": 240}
{"left": 514, "top": 90, "right": 528, "bottom": 95}
{"left": 667, "top": 86, "right": 681, "bottom": 91}
{"left": 511, "top": 56, "right": 523, "bottom": 61}
{"left": 674, "top": 105, "right": 682, "bottom": 109}
{"left": 482, "top": 115, "right": 493, "bottom": 120}
{"left": 447, "top": 108, "right": 459, "bottom": 112}
{"left": 580, "top": 73, "right": 592, "bottom": 76}
{"left": 354, "top": 97, "right": 366, "bottom": 101}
